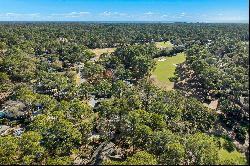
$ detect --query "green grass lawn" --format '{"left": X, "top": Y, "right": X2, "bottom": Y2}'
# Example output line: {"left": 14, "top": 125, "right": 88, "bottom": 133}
{"left": 155, "top": 41, "right": 173, "bottom": 49}
{"left": 217, "top": 138, "right": 247, "bottom": 165}
{"left": 152, "top": 52, "right": 186, "bottom": 90}
{"left": 218, "top": 149, "right": 247, "bottom": 165}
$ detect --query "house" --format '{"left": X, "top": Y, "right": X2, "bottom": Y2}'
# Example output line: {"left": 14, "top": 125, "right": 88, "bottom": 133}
{"left": 57, "top": 37, "right": 68, "bottom": 43}
{"left": 0, "top": 125, "right": 10, "bottom": 135}
{"left": 13, "top": 127, "right": 24, "bottom": 137}
{"left": 31, "top": 110, "right": 42, "bottom": 120}
{"left": 103, "top": 69, "right": 113, "bottom": 78}
{"left": 1, "top": 100, "right": 26, "bottom": 119}
{"left": 35, "top": 104, "right": 43, "bottom": 111}
{"left": 0, "top": 91, "right": 11, "bottom": 102}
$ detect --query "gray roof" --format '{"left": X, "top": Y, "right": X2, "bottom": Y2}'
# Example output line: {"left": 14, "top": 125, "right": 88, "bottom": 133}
{"left": 1, "top": 100, "right": 26, "bottom": 118}
{"left": 0, "top": 125, "right": 10, "bottom": 134}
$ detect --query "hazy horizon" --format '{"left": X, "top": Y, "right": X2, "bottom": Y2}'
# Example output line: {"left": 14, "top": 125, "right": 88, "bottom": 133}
{"left": 0, "top": 21, "right": 248, "bottom": 24}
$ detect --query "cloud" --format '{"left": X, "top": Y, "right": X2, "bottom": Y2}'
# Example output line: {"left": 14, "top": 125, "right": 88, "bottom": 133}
{"left": 161, "top": 14, "right": 169, "bottom": 18}
{"left": 180, "top": 12, "right": 186, "bottom": 17}
{"left": 170, "top": 12, "right": 190, "bottom": 19}
{"left": 0, "top": 12, "right": 40, "bottom": 18}
{"left": 101, "top": 11, "right": 112, "bottom": 16}
{"left": 197, "top": 12, "right": 247, "bottom": 22}
{"left": 144, "top": 11, "right": 154, "bottom": 15}
{"left": 50, "top": 12, "right": 90, "bottom": 18}
{"left": 100, "top": 11, "right": 128, "bottom": 17}
{"left": 217, "top": 13, "right": 224, "bottom": 16}
{"left": 114, "top": 12, "right": 127, "bottom": 17}
{"left": 66, "top": 12, "right": 90, "bottom": 18}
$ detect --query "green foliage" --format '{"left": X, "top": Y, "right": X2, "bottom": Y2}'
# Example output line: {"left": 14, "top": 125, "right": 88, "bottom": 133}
{"left": 19, "top": 131, "right": 45, "bottom": 164}
{"left": 182, "top": 41, "right": 249, "bottom": 138}
{"left": 0, "top": 41, "right": 7, "bottom": 51}
{"left": 161, "top": 90, "right": 217, "bottom": 133}
{"left": 60, "top": 44, "right": 95, "bottom": 64}
{"left": 46, "top": 156, "right": 73, "bottom": 165}
{"left": 82, "top": 62, "right": 105, "bottom": 79}
{"left": 79, "top": 81, "right": 94, "bottom": 99}
{"left": 0, "top": 23, "right": 248, "bottom": 166}
{"left": 93, "top": 79, "right": 112, "bottom": 98}
{"left": 0, "top": 72, "right": 13, "bottom": 91}
{"left": 217, "top": 149, "right": 247, "bottom": 165}
{"left": 29, "top": 114, "right": 53, "bottom": 133}
{"left": 185, "top": 133, "right": 219, "bottom": 165}
{"left": 15, "top": 87, "right": 37, "bottom": 106}
{"left": 149, "top": 129, "right": 180, "bottom": 155}
{"left": 110, "top": 44, "right": 157, "bottom": 80}
{"left": 160, "top": 143, "right": 185, "bottom": 165}
{"left": 0, "top": 135, "right": 19, "bottom": 165}
{"left": 124, "top": 151, "right": 158, "bottom": 165}
{"left": 234, "top": 125, "right": 247, "bottom": 143}
{"left": 183, "top": 97, "right": 217, "bottom": 132}
{"left": 223, "top": 139, "right": 236, "bottom": 153}
{"left": 1, "top": 49, "right": 38, "bottom": 82}
{"left": 42, "top": 117, "right": 81, "bottom": 156}
{"left": 125, "top": 109, "right": 166, "bottom": 149}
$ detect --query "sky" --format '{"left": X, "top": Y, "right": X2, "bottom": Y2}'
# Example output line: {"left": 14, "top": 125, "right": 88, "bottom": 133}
{"left": 0, "top": 0, "right": 249, "bottom": 22}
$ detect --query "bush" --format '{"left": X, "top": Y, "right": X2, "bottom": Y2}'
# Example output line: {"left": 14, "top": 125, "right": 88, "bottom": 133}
{"left": 223, "top": 140, "right": 236, "bottom": 152}
{"left": 169, "top": 75, "right": 178, "bottom": 82}
{"left": 234, "top": 126, "right": 247, "bottom": 143}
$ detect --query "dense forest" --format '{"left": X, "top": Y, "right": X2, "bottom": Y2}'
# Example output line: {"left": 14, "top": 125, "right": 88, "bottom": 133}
{"left": 0, "top": 22, "right": 249, "bottom": 165}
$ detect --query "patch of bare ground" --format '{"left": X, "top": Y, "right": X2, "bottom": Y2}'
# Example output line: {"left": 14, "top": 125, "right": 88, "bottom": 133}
{"left": 90, "top": 48, "right": 116, "bottom": 59}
